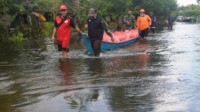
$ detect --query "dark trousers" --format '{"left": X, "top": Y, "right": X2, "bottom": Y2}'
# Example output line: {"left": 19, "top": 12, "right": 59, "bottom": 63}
{"left": 139, "top": 28, "right": 149, "bottom": 38}
{"left": 150, "top": 27, "right": 155, "bottom": 34}
{"left": 90, "top": 40, "right": 102, "bottom": 57}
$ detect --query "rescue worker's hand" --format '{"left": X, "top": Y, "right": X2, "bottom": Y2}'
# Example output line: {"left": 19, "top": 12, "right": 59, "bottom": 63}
{"left": 126, "top": 22, "right": 131, "bottom": 25}
{"left": 111, "top": 37, "right": 114, "bottom": 42}
{"left": 51, "top": 36, "right": 55, "bottom": 42}
{"left": 109, "top": 34, "right": 114, "bottom": 42}
{"left": 148, "top": 27, "right": 150, "bottom": 31}
{"left": 81, "top": 32, "right": 88, "bottom": 37}
{"left": 81, "top": 32, "right": 87, "bottom": 35}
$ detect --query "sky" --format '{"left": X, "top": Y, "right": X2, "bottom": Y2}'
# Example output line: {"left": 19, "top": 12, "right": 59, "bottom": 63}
{"left": 177, "top": 0, "right": 198, "bottom": 6}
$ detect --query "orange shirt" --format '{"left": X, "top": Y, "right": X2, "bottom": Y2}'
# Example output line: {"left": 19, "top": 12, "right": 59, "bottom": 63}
{"left": 136, "top": 15, "right": 151, "bottom": 30}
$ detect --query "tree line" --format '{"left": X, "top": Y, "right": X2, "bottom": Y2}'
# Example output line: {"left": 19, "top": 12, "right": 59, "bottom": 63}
{"left": 0, "top": 0, "right": 177, "bottom": 41}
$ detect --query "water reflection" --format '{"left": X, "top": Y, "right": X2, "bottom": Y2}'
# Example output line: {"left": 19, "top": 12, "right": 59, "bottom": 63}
{"left": 60, "top": 59, "right": 102, "bottom": 111}
{"left": 104, "top": 40, "right": 154, "bottom": 112}
{"left": 85, "top": 58, "right": 104, "bottom": 73}
{"left": 103, "top": 39, "right": 150, "bottom": 77}
{"left": 64, "top": 88, "right": 99, "bottom": 112}
{"left": 2, "top": 23, "right": 200, "bottom": 112}
{"left": 56, "top": 58, "right": 101, "bottom": 112}
{"left": 59, "top": 58, "right": 101, "bottom": 111}
{"left": 132, "top": 39, "right": 150, "bottom": 69}
{"left": 59, "top": 59, "right": 73, "bottom": 85}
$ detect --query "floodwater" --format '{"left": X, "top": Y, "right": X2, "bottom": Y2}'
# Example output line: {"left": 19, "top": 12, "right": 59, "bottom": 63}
{"left": 1, "top": 22, "right": 200, "bottom": 112}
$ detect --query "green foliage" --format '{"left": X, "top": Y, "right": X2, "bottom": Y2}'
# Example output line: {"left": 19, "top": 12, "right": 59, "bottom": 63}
{"left": 42, "top": 22, "right": 54, "bottom": 37}
{"left": 84, "top": 0, "right": 132, "bottom": 17}
{"left": 10, "top": 32, "right": 24, "bottom": 43}
{"left": 61, "top": 0, "right": 177, "bottom": 29}
{"left": 0, "top": 0, "right": 178, "bottom": 42}
{"left": 132, "top": 0, "right": 177, "bottom": 20}
{"left": 178, "top": 5, "right": 200, "bottom": 16}
{"left": 36, "top": 0, "right": 62, "bottom": 13}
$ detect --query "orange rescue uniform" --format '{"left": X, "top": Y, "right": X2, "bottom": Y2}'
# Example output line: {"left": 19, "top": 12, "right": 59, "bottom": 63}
{"left": 136, "top": 15, "right": 152, "bottom": 30}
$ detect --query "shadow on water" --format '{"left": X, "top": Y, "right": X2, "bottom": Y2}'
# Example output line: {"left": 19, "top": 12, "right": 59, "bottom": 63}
{"left": 1, "top": 23, "right": 200, "bottom": 112}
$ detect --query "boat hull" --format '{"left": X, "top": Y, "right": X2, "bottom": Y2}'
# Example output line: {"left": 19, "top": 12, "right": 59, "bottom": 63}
{"left": 81, "top": 34, "right": 139, "bottom": 55}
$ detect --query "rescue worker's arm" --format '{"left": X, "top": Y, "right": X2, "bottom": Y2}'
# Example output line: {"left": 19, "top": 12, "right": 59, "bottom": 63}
{"left": 70, "top": 18, "right": 83, "bottom": 34}
{"left": 147, "top": 16, "right": 152, "bottom": 30}
{"left": 101, "top": 19, "right": 114, "bottom": 42}
{"left": 51, "top": 27, "right": 57, "bottom": 42}
{"left": 51, "top": 20, "right": 58, "bottom": 42}
{"left": 75, "top": 25, "right": 83, "bottom": 34}
{"left": 136, "top": 17, "right": 140, "bottom": 29}
{"left": 148, "top": 16, "right": 152, "bottom": 26}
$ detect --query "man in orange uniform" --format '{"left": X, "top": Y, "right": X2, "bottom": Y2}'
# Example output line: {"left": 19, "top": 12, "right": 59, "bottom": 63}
{"left": 136, "top": 9, "right": 151, "bottom": 38}
{"left": 51, "top": 4, "right": 82, "bottom": 58}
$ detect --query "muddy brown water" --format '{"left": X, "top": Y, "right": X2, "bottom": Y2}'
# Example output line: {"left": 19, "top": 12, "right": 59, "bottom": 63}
{"left": 1, "top": 22, "right": 200, "bottom": 112}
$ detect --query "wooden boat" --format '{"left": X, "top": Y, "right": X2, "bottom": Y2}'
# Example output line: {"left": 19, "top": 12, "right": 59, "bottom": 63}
{"left": 81, "top": 29, "right": 139, "bottom": 55}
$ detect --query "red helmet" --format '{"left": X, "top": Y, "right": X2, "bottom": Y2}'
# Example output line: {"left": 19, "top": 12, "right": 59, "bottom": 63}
{"left": 59, "top": 4, "right": 67, "bottom": 10}
{"left": 140, "top": 9, "right": 145, "bottom": 13}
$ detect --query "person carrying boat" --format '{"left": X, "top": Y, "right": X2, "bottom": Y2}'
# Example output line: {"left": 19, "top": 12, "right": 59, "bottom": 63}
{"left": 86, "top": 8, "right": 114, "bottom": 57}
{"left": 149, "top": 12, "right": 157, "bottom": 34}
{"left": 123, "top": 10, "right": 135, "bottom": 30}
{"left": 51, "top": 4, "right": 82, "bottom": 58}
{"left": 136, "top": 9, "right": 152, "bottom": 38}
{"left": 167, "top": 14, "right": 175, "bottom": 30}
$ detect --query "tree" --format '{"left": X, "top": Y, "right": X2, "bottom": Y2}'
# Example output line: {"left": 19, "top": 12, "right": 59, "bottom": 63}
{"left": 178, "top": 5, "right": 200, "bottom": 16}
{"left": 0, "top": 0, "right": 178, "bottom": 41}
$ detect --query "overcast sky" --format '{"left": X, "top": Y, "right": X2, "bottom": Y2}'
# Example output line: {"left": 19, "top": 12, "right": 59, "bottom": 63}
{"left": 177, "top": 0, "right": 197, "bottom": 6}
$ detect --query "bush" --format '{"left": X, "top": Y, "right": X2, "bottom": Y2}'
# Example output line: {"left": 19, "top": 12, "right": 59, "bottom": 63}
{"left": 10, "top": 31, "right": 24, "bottom": 43}
{"left": 42, "top": 22, "right": 54, "bottom": 37}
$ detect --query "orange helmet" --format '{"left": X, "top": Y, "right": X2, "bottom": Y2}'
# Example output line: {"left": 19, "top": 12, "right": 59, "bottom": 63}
{"left": 59, "top": 4, "right": 67, "bottom": 10}
{"left": 140, "top": 9, "right": 145, "bottom": 13}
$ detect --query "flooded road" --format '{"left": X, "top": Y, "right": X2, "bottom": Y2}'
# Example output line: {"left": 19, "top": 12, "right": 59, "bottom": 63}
{"left": 1, "top": 22, "right": 200, "bottom": 112}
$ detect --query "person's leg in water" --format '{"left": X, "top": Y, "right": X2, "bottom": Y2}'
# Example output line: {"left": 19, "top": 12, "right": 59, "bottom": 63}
{"left": 140, "top": 29, "right": 146, "bottom": 38}
{"left": 139, "top": 28, "right": 149, "bottom": 39}
{"left": 150, "top": 27, "right": 155, "bottom": 34}
{"left": 170, "top": 24, "right": 173, "bottom": 30}
{"left": 139, "top": 30, "right": 144, "bottom": 38}
{"left": 60, "top": 39, "right": 70, "bottom": 58}
{"left": 62, "top": 48, "right": 69, "bottom": 58}
{"left": 90, "top": 40, "right": 95, "bottom": 56}
{"left": 144, "top": 28, "right": 149, "bottom": 37}
{"left": 91, "top": 40, "right": 102, "bottom": 57}
{"left": 58, "top": 42, "right": 66, "bottom": 58}
{"left": 94, "top": 40, "right": 102, "bottom": 56}
{"left": 168, "top": 23, "right": 173, "bottom": 30}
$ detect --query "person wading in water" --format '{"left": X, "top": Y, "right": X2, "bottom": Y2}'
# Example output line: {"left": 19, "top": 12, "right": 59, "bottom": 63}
{"left": 136, "top": 9, "right": 151, "bottom": 38}
{"left": 51, "top": 4, "right": 82, "bottom": 58}
{"left": 86, "top": 8, "right": 114, "bottom": 57}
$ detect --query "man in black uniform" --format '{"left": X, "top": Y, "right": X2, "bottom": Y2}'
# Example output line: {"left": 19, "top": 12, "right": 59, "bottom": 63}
{"left": 87, "top": 8, "right": 114, "bottom": 57}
